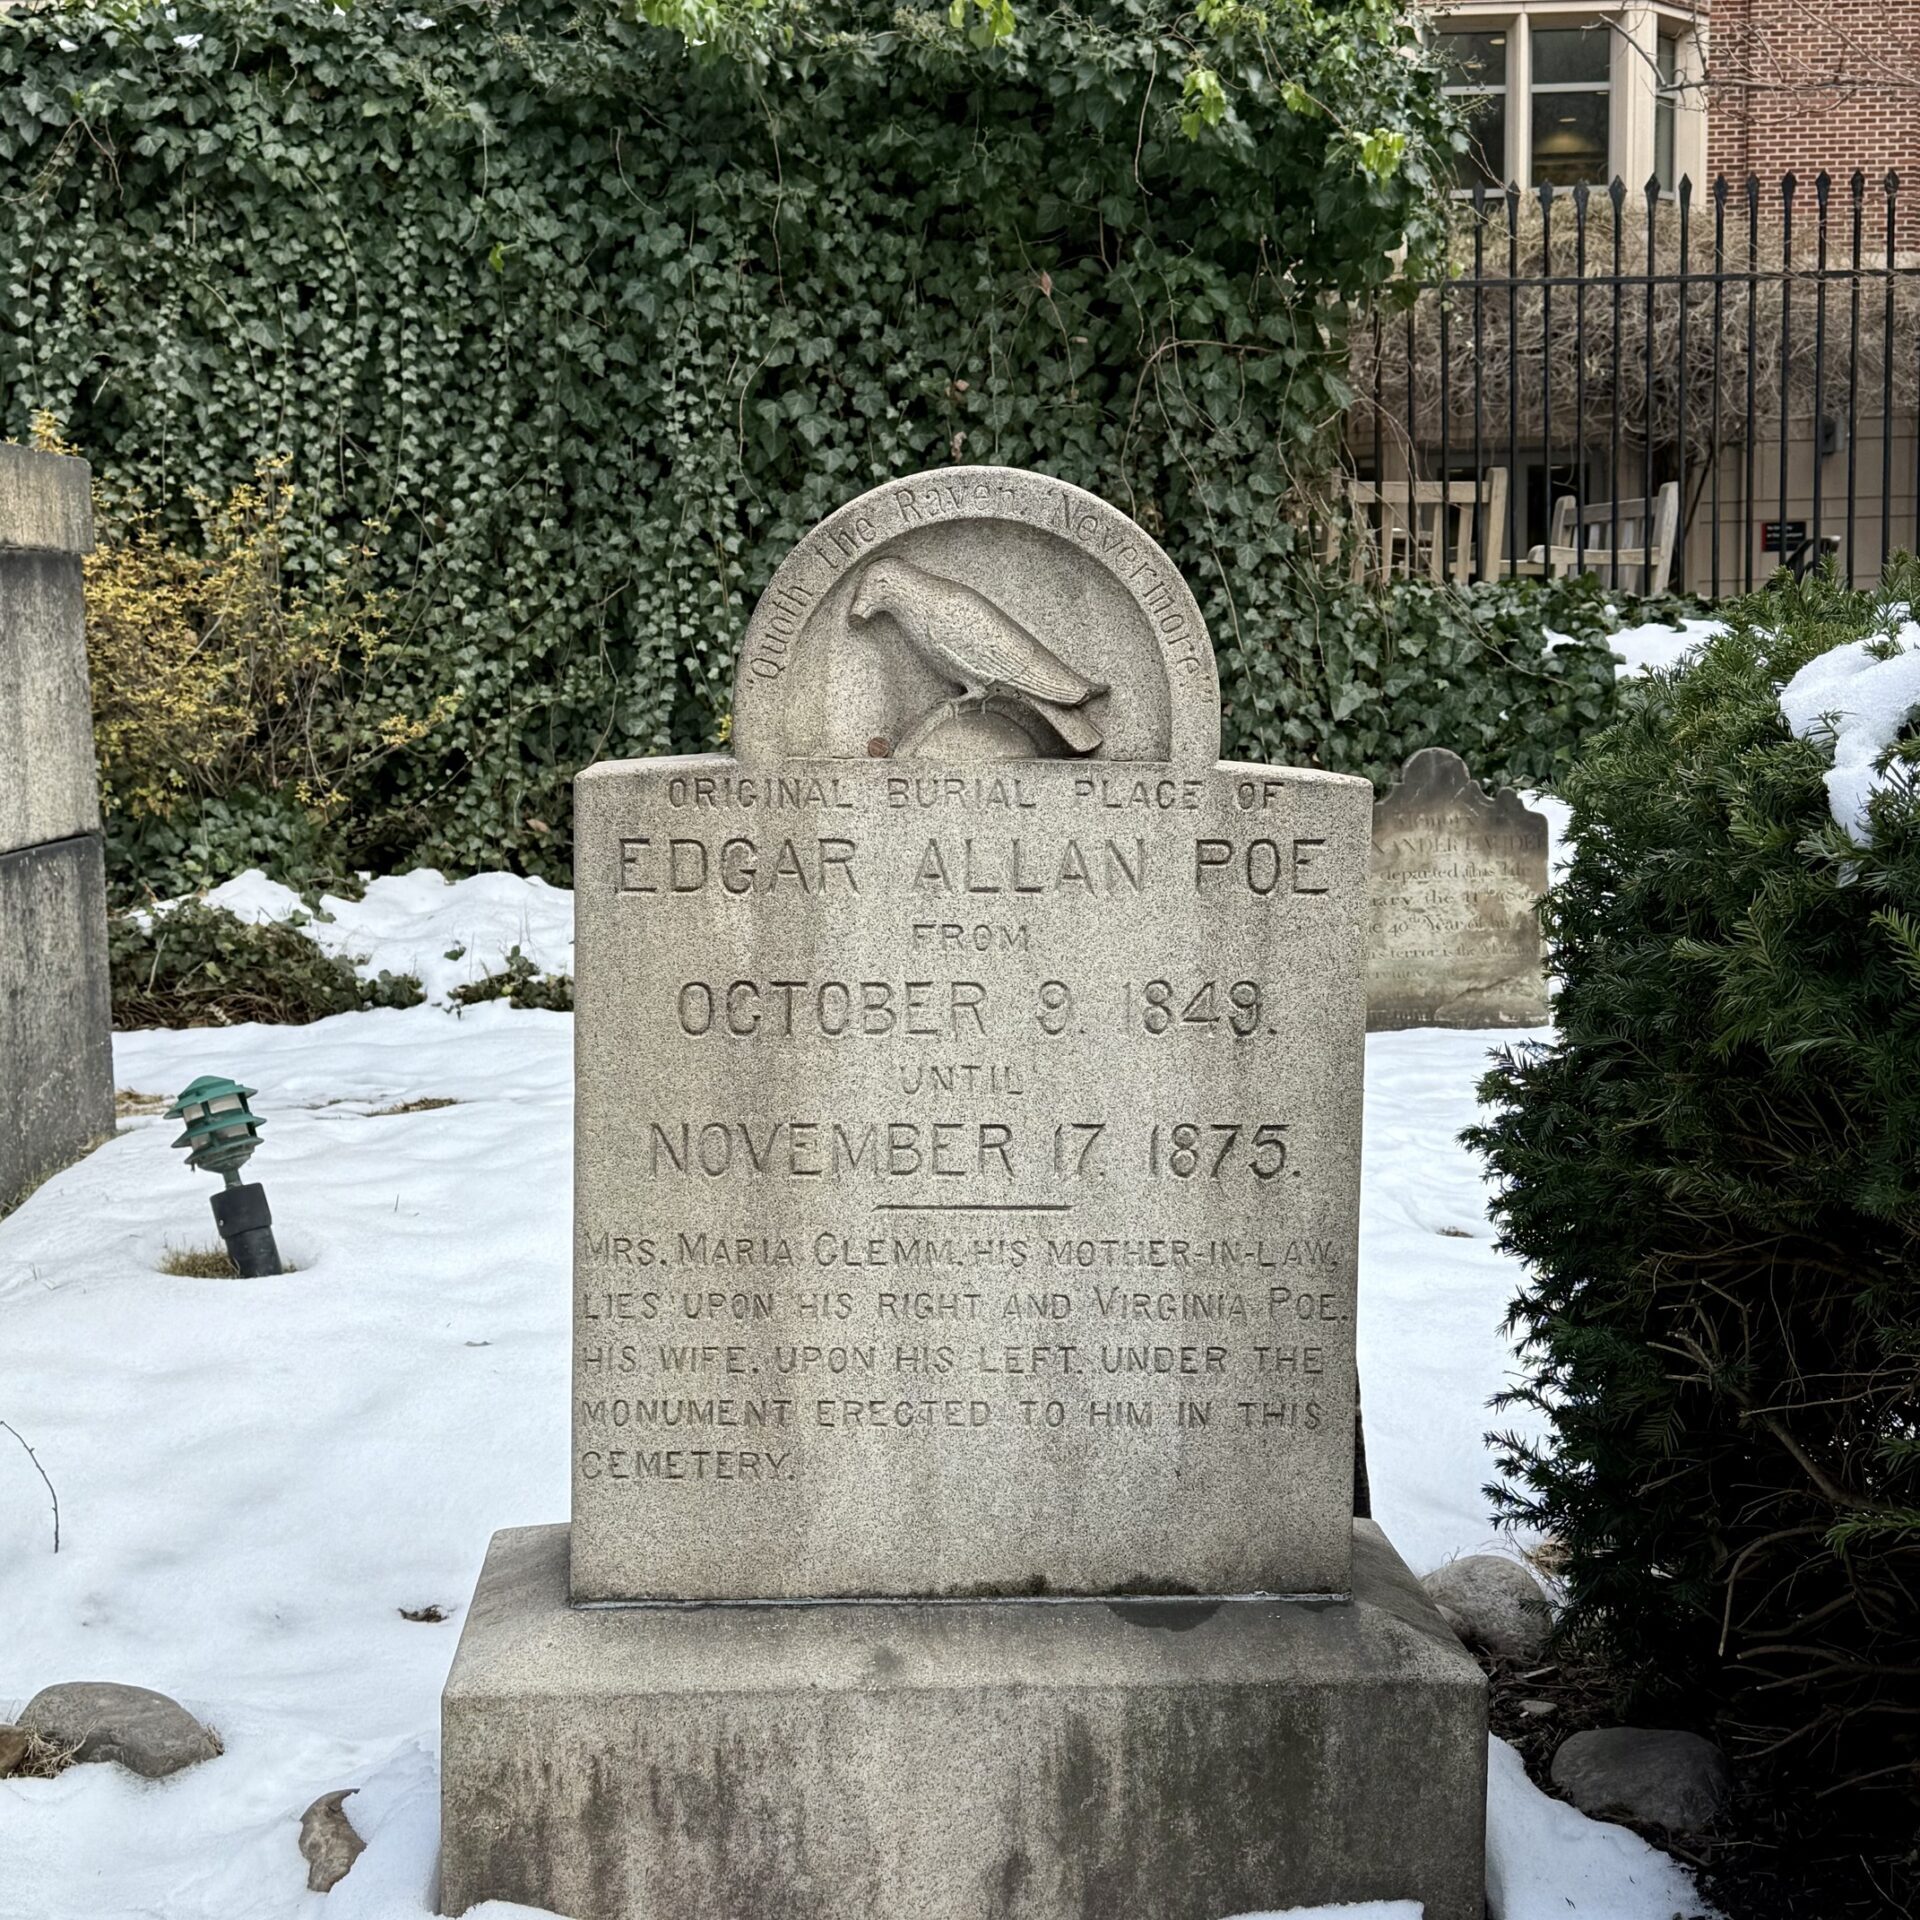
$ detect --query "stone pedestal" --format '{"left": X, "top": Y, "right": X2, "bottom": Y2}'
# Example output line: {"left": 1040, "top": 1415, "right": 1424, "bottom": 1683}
{"left": 441, "top": 1520, "right": 1486, "bottom": 1920}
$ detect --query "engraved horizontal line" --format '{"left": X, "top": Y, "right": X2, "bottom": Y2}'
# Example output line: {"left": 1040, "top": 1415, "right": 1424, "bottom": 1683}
{"left": 870, "top": 1202, "right": 1074, "bottom": 1214}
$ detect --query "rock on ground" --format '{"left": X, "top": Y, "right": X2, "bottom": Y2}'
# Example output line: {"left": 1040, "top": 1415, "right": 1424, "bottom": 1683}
{"left": 1420, "top": 1554, "right": 1554, "bottom": 1662}
{"left": 298, "top": 1788, "right": 366, "bottom": 1893}
{"left": 1551, "top": 1726, "right": 1733, "bottom": 1832}
{"left": 17, "top": 1682, "right": 220, "bottom": 1779}
{"left": 0, "top": 1725, "right": 28, "bottom": 1776}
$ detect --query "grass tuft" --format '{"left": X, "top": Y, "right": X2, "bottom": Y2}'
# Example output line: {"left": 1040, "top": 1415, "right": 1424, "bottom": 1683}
{"left": 158, "top": 1244, "right": 300, "bottom": 1278}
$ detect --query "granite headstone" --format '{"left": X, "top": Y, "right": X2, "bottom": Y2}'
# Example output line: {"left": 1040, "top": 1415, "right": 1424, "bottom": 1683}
{"left": 1367, "top": 746, "right": 1549, "bottom": 1031}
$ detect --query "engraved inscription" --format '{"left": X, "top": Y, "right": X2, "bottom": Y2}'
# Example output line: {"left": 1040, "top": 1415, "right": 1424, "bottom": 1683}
{"left": 572, "top": 471, "right": 1370, "bottom": 1602}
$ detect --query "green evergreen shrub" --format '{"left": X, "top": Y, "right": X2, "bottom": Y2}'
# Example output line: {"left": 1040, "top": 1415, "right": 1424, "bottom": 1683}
{"left": 1468, "top": 566, "right": 1920, "bottom": 1834}
{"left": 1224, "top": 569, "right": 1625, "bottom": 796}
{"left": 110, "top": 903, "right": 424, "bottom": 1028}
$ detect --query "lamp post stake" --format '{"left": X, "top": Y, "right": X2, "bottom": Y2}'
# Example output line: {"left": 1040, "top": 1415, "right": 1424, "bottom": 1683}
{"left": 164, "top": 1076, "right": 284, "bottom": 1278}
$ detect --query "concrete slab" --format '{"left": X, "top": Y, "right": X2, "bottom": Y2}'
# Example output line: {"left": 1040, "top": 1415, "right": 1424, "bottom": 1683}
{"left": 440, "top": 1518, "right": 1487, "bottom": 1920}
{"left": 0, "top": 834, "right": 115, "bottom": 1214}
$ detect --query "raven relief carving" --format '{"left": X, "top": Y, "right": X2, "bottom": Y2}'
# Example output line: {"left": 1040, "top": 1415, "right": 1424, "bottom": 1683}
{"left": 848, "top": 558, "right": 1108, "bottom": 760}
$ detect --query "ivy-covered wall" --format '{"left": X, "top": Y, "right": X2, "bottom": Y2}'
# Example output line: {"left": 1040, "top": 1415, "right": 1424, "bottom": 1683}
{"left": 1, "top": 0, "right": 1478, "bottom": 884}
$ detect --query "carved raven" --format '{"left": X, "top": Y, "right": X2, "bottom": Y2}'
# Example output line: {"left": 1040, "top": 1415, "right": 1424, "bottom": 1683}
{"left": 849, "top": 557, "right": 1106, "bottom": 755}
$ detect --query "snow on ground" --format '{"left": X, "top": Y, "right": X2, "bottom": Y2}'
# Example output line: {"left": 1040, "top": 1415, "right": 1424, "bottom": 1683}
{"left": 196, "top": 869, "right": 575, "bottom": 1004}
{"left": 0, "top": 981, "right": 1710, "bottom": 1920}
{"left": 1484, "top": 1739, "right": 1703, "bottom": 1919}
{"left": 1778, "top": 619, "right": 1920, "bottom": 843}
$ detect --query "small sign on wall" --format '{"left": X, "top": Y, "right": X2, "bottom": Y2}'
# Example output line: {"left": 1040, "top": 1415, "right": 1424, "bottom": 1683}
{"left": 1761, "top": 520, "right": 1807, "bottom": 554}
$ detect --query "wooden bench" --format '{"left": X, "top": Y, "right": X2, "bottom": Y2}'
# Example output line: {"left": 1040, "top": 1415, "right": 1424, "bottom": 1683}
{"left": 1338, "top": 473, "right": 1509, "bottom": 585}
{"left": 1525, "top": 481, "right": 1680, "bottom": 595}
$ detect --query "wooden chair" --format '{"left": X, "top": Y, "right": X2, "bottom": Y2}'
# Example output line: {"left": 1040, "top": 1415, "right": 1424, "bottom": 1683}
{"left": 1339, "top": 472, "right": 1509, "bottom": 585}
{"left": 1527, "top": 481, "right": 1680, "bottom": 595}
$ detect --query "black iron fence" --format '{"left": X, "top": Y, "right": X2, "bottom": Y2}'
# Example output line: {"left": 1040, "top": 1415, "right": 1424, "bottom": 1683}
{"left": 1344, "top": 171, "right": 1920, "bottom": 598}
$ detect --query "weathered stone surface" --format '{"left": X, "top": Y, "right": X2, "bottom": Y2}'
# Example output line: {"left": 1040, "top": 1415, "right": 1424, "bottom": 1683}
{"left": 299, "top": 1788, "right": 366, "bottom": 1892}
{"left": 445, "top": 468, "right": 1486, "bottom": 1919}
{"left": 441, "top": 1520, "right": 1487, "bottom": 1920}
{"left": 0, "top": 1725, "right": 29, "bottom": 1776}
{"left": 1421, "top": 1553, "right": 1554, "bottom": 1663}
{"left": 0, "top": 835, "right": 115, "bottom": 1215}
{"left": 1367, "top": 747, "right": 1548, "bottom": 1031}
{"left": 573, "top": 761, "right": 1368, "bottom": 1602}
{"left": 1551, "top": 1727, "right": 1733, "bottom": 1832}
{"left": 18, "top": 1681, "right": 220, "bottom": 1779}
{"left": 572, "top": 471, "right": 1370, "bottom": 1604}
{"left": 729, "top": 466, "right": 1218, "bottom": 767}
{"left": 0, "top": 443, "right": 92, "bottom": 557}
{"left": 0, "top": 547, "right": 98, "bottom": 859}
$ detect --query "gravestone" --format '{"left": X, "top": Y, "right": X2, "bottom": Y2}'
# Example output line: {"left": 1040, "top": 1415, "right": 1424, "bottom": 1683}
{"left": 440, "top": 468, "right": 1485, "bottom": 1920}
{"left": 1367, "top": 746, "right": 1550, "bottom": 1031}
{"left": 0, "top": 444, "right": 114, "bottom": 1215}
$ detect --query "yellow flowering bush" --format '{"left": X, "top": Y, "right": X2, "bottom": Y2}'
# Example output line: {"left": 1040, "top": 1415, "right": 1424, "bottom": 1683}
{"left": 32, "top": 416, "right": 453, "bottom": 893}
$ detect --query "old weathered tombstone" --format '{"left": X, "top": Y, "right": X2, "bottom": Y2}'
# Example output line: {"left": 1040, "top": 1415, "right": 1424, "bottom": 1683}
{"left": 440, "top": 467, "right": 1486, "bottom": 1920}
{"left": 0, "top": 444, "right": 114, "bottom": 1215}
{"left": 1367, "top": 746, "right": 1550, "bottom": 1031}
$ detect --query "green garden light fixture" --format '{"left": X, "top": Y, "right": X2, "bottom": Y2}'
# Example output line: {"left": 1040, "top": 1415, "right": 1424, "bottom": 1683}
{"left": 166, "top": 1075, "right": 284, "bottom": 1277}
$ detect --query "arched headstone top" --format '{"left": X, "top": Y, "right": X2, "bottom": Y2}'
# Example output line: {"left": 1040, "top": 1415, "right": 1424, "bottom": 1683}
{"left": 731, "top": 467, "right": 1220, "bottom": 767}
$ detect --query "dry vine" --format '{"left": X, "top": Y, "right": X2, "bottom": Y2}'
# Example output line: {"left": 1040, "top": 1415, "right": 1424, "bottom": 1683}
{"left": 1349, "top": 195, "right": 1920, "bottom": 455}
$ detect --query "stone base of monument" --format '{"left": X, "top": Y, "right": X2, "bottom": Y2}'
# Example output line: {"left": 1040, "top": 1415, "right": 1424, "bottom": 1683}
{"left": 0, "top": 833, "right": 115, "bottom": 1213}
{"left": 439, "top": 1519, "right": 1487, "bottom": 1920}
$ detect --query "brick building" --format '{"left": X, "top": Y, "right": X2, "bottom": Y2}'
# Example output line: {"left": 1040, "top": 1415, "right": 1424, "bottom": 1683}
{"left": 1364, "top": 3, "right": 1920, "bottom": 597}
{"left": 1705, "top": 0, "right": 1920, "bottom": 196}
{"left": 1417, "top": 0, "right": 1920, "bottom": 206}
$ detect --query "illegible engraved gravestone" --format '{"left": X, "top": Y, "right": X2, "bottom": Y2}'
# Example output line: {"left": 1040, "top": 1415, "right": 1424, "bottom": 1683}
{"left": 1367, "top": 747, "right": 1550, "bottom": 1031}
{"left": 440, "top": 468, "right": 1486, "bottom": 1920}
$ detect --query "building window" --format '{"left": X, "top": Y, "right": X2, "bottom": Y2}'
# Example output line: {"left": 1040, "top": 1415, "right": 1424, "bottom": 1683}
{"left": 1530, "top": 25, "right": 1610, "bottom": 188}
{"left": 1438, "top": 29, "right": 1509, "bottom": 191}
{"left": 1654, "top": 32, "right": 1679, "bottom": 191}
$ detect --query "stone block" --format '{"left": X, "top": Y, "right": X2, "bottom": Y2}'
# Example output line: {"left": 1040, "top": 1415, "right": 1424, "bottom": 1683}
{"left": 439, "top": 1519, "right": 1488, "bottom": 1920}
{"left": 0, "top": 548, "right": 99, "bottom": 856}
{"left": 572, "top": 754, "right": 1371, "bottom": 1604}
{"left": 0, "top": 443, "right": 93, "bottom": 556}
{"left": 0, "top": 834, "right": 115, "bottom": 1214}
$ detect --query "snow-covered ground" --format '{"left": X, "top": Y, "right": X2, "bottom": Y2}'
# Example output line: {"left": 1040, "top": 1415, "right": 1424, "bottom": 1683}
{"left": 194, "top": 868, "right": 575, "bottom": 1006}
{"left": 0, "top": 978, "right": 1706, "bottom": 1920}
{"left": 2, "top": 605, "right": 1731, "bottom": 1914}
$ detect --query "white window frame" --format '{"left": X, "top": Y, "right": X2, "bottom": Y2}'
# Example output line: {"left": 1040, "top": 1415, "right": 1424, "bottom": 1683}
{"left": 1423, "top": 3, "right": 1707, "bottom": 196}
{"left": 1434, "top": 23, "right": 1514, "bottom": 193}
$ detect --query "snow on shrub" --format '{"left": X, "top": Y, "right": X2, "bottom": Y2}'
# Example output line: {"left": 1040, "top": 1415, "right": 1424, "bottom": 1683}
{"left": 1467, "top": 564, "right": 1920, "bottom": 1852}
{"left": 1778, "top": 617, "right": 1920, "bottom": 843}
